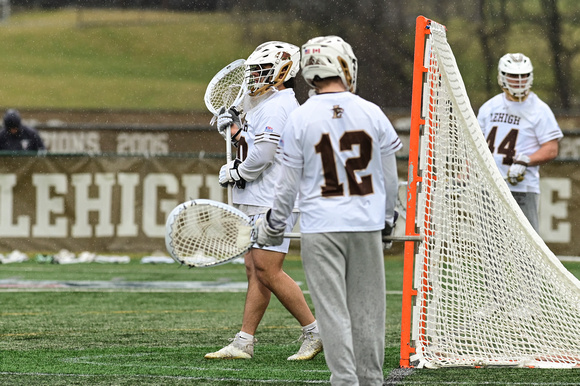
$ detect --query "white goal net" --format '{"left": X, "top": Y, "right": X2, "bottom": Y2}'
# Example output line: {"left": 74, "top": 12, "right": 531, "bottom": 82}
{"left": 408, "top": 20, "right": 580, "bottom": 369}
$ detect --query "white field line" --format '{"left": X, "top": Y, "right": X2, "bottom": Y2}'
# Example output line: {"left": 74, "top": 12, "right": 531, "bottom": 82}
{"left": 0, "top": 279, "right": 403, "bottom": 295}
{"left": 4, "top": 370, "right": 578, "bottom": 386}
{"left": 2, "top": 352, "right": 331, "bottom": 384}
{"left": 0, "top": 372, "right": 330, "bottom": 384}
{"left": 556, "top": 255, "right": 580, "bottom": 262}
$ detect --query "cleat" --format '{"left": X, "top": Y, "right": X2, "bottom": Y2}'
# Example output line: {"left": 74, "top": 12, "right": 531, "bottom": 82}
{"left": 204, "top": 333, "right": 256, "bottom": 359}
{"left": 287, "top": 332, "right": 323, "bottom": 361}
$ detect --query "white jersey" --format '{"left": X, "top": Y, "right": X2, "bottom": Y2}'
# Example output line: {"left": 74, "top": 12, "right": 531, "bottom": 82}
{"left": 233, "top": 89, "right": 299, "bottom": 208}
{"left": 274, "top": 92, "right": 402, "bottom": 233}
{"left": 477, "top": 92, "right": 563, "bottom": 193}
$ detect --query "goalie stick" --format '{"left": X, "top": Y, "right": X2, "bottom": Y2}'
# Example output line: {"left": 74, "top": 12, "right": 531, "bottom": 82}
{"left": 165, "top": 199, "right": 419, "bottom": 268}
{"left": 165, "top": 199, "right": 274, "bottom": 267}
{"left": 204, "top": 58, "right": 246, "bottom": 118}
{"left": 204, "top": 58, "right": 246, "bottom": 206}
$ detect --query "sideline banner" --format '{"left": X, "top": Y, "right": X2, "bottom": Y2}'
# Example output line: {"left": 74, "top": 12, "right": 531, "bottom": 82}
{"left": 538, "top": 162, "right": 578, "bottom": 255}
{"left": 0, "top": 155, "right": 577, "bottom": 255}
{"left": 0, "top": 155, "right": 224, "bottom": 253}
{"left": 35, "top": 125, "right": 580, "bottom": 159}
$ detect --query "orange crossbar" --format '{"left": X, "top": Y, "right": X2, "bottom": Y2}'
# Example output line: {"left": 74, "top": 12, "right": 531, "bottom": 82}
{"left": 399, "top": 15, "right": 431, "bottom": 368}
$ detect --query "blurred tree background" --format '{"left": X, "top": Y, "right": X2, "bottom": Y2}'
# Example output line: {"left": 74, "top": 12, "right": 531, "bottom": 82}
{"left": 3, "top": 0, "right": 580, "bottom": 115}
{"left": 232, "top": 0, "right": 580, "bottom": 113}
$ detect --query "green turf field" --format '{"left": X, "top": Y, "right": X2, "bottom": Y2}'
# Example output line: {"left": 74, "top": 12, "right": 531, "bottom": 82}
{"left": 1, "top": 254, "right": 579, "bottom": 385}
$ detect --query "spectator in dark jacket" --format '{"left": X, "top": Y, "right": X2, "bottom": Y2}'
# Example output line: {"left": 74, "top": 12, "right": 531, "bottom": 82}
{"left": 0, "top": 109, "right": 46, "bottom": 152}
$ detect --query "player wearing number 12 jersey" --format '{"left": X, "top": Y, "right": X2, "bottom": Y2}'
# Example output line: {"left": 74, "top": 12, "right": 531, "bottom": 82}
{"left": 255, "top": 36, "right": 401, "bottom": 385}
{"left": 477, "top": 53, "right": 562, "bottom": 232}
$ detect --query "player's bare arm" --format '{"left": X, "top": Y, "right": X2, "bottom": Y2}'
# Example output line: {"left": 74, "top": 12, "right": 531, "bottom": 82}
{"left": 527, "top": 138, "right": 559, "bottom": 166}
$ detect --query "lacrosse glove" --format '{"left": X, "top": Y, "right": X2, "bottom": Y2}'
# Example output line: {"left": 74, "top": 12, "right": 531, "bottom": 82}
{"left": 219, "top": 158, "right": 246, "bottom": 189}
{"left": 217, "top": 107, "right": 242, "bottom": 144}
{"left": 507, "top": 154, "right": 530, "bottom": 185}
{"left": 382, "top": 211, "right": 399, "bottom": 250}
{"left": 255, "top": 210, "right": 285, "bottom": 247}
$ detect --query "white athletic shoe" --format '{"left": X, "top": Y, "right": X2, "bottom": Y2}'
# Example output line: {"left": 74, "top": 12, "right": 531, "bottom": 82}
{"left": 204, "top": 333, "right": 256, "bottom": 359}
{"left": 287, "top": 332, "right": 323, "bottom": 361}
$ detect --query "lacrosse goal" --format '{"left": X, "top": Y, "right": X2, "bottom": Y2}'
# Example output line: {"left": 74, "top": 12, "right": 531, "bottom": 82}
{"left": 399, "top": 16, "right": 580, "bottom": 369}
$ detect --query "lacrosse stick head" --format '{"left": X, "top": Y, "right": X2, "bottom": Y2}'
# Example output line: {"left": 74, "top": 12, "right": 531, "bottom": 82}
{"left": 165, "top": 199, "right": 254, "bottom": 268}
{"left": 204, "top": 59, "right": 247, "bottom": 118}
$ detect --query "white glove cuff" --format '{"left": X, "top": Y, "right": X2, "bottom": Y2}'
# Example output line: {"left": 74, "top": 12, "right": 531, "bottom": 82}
{"left": 514, "top": 154, "right": 530, "bottom": 166}
{"left": 230, "top": 167, "right": 242, "bottom": 182}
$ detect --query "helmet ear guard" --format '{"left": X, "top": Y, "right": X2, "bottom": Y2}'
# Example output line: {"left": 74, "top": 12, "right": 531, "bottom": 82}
{"left": 338, "top": 56, "right": 354, "bottom": 92}
{"left": 274, "top": 61, "right": 293, "bottom": 84}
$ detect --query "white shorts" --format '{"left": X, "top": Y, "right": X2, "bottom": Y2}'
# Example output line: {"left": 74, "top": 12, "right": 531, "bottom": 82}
{"left": 235, "top": 204, "right": 299, "bottom": 253}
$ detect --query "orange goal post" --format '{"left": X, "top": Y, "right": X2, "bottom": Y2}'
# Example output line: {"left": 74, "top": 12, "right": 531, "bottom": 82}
{"left": 399, "top": 16, "right": 580, "bottom": 369}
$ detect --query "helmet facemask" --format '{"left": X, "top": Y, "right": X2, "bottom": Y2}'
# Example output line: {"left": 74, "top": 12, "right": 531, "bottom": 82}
{"left": 246, "top": 61, "right": 294, "bottom": 97}
{"left": 499, "top": 72, "right": 533, "bottom": 101}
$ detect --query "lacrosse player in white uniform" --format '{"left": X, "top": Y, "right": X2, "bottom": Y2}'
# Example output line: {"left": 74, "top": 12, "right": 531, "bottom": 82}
{"left": 477, "top": 53, "right": 562, "bottom": 232}
{"left": 255, "top": 36, "right": 402, "bottom": 386}
{"left": 205, "top": 41, "right": 322, "bottom": 361}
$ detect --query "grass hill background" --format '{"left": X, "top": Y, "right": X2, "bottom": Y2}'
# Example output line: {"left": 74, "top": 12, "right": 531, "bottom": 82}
{"left": 0, "top": 9, "right": 256, "bottom": 112}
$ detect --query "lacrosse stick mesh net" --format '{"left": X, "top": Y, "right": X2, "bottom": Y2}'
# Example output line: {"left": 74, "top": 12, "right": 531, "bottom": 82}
{"left": 166, "top": 202, "right": 252, "bottom": 267}
{"left": 206, "top": 63, "right": 245, "bottom": 114}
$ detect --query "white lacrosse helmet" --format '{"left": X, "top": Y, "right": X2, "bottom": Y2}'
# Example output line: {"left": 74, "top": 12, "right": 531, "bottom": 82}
{"left": 497, "top": 53, "right": 534, "bottom": 100}
{"left": 300, "top": 35, "right": 358, "bottom": 93}
{"left": 244, "top": 41, "right": 300, "bottom": 97}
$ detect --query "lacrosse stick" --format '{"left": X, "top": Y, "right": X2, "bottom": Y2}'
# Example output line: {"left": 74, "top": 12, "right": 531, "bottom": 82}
{"left": 165, "top": 199, "right": 273, "bottom": 268}
{"left": 165, "top": 199, "right": 420, "bottom": 268}
{"left": 204, "top": 59, "right": 246, "bottom": 206}
{"left": 204, "top": 58, "right": 246, "bottom": 118}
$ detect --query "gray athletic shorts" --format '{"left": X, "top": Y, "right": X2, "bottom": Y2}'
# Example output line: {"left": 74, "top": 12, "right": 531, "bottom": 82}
{"left": 511, "top": 192, "right": 539, "bottom": 232}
